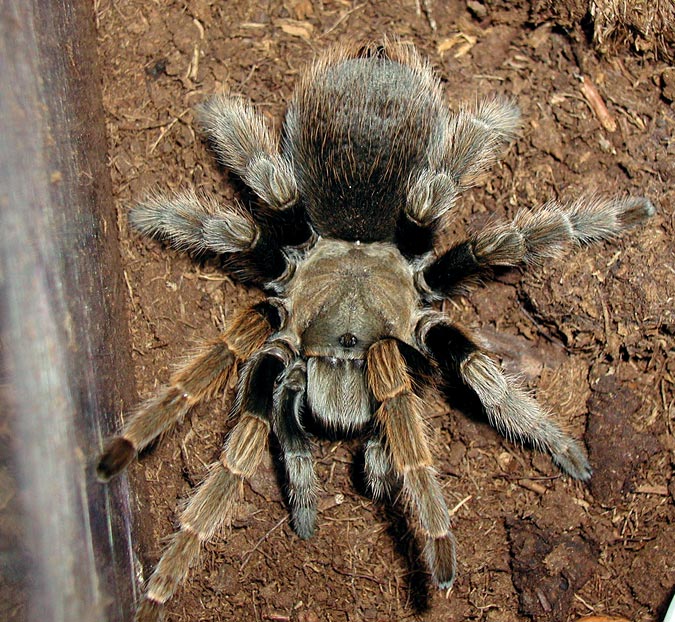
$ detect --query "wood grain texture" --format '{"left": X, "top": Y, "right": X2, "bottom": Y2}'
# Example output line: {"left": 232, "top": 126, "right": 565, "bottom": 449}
{"left": 0, "top": 1, "right": 135, "bottom": 620}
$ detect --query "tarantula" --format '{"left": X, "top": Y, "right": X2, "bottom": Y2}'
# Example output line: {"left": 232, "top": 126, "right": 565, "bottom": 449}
{"left": 98, "top": 41, "right": 654, "bottom": 620}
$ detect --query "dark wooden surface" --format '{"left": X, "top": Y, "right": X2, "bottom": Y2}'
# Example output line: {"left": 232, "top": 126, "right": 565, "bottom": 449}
{"left": 0, "top": 1, "right": 137, "bottom": 620}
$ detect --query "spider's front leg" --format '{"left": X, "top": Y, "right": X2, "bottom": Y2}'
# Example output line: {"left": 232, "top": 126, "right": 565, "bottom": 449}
{"left": 418, "top": 314, "right": 591, "bottom": 480}
{"left": 273, "top": 359, "right": 319, "bottom": 539}
{"left": 97, "top": 301, "right": 281, "bottom": 480}
{"left": 366, "top": 339, "right": 456, "bottom": 588}
{"left": 363, "top": 435, "right": 397, "bottom": 501}
{"left": 135, "top": 339, "right": 295, "bottom": 622}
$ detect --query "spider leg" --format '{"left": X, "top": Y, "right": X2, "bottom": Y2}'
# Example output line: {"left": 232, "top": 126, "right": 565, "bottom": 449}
{"left": 441, "top": 97, "right": 521, "bottom": 188}
{"left": 397, "top": 169, "right": 458, "bottom": 257}
{"left": 272, "top": 359, "right": 318, "bottom": 539}
{"left": 130, "top": 190, "right": 300, "bottom": 284}
{"left": 135, "top": 340, "right": 293, "bottom": 622}
{"left": 363, "top": 435, "right": 397, "bottom": 501}
{"left": 196, "top": 96, "right": 297, "bottom": 210}
{"left": 367, "top": 339, "right": 456, "bottom": 589}
{"left": 97, "top": 301, "right": 281, "bottom": 481}
{"left": 133, "top": 95, "right": 315, "bottom": 284}
{"left": 396, "top": 98, "right": 520, "bottom": 257}
{"left": 421, "top": 195, "right": 655, "bottom": 296}
{"left": 418, "top": 314, "right": 591, "bottom": 480}
{"left": 130, "top": 188, "right": 257, "bottom": 256}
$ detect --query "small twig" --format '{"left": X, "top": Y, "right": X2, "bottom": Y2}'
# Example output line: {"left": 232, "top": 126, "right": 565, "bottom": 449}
{"left": 123, "top": 269, "right": 137, "bottom": 312}
{"left": 240, "top": 516, "right": 288, "bottom": 569}
{"left": 197, "top": 272, "right": 232, "bottom": 282}
{"left": 473, "top": 74, "right": 507, "bottom": 82}
{"left": 572, "top": 592, "right": 596, "bottom": 613}
{"left": 579, "top": 75, "right": 617, "bottom": 133}
{"left": 320, "top": 3, "right": 366, "bottom": 38}
{"left": 331, "top": 566, "right": 386, "bottom": 585}
{"left": 633, "top": 484, "right": 669, "bottom": 496}
{"left": 518, "top": 479, "right": 548, "bottom": 495}
{"left": 448, "top": 494, "right": 472, "bottom": 516}
{"left": 239, "top": 63, "right": 259, "bottom": 88}
{"left": 186, "top": 43, "right": 200, "bottom": 81}
{"left": 595, "top": 283, "right": 611, "bottom": 354}
{"left": 149, "top": 109, "right": 189, "bottom": 153}
{"left": 417, "top": 0, "right": 437, "bottom": 31}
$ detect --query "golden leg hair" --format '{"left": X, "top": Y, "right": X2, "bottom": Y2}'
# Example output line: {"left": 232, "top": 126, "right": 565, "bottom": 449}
{"left": 97, "top": 305, "right": 274, "bottom": 480}
{"left": 367, "top": 339, "right": 456, "bottom": 588}
{"left": 135, "top": 413, "right": 269, "bottom": 621}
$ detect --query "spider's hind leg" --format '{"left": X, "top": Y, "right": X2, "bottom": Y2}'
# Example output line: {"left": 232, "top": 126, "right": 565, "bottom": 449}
{"left": 396, "top": 98, "right": 521, "bottom": 258}
{"left": 196, "top": 96, "right": 297, "bottom": 211}
{"left": 422, "top": 195, "right": 655, "bottom": 297}
{"left": 363, "top": 435, "right": 398, "bottom": 502}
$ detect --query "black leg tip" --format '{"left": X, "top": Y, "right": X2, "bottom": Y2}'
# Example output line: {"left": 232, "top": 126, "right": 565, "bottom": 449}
{"left": 553, "top": 442, "right": 592, "bottom": 482}
{"left": 97, "top": 437, "right": 136, "bottom": 482}
{"left": 292, "top": 506, "right": 317, "bottom": 540}
{"left": 136, "top": 598, "right": 164, "bottom": 622}
{"left": 425, "top": 534, "right": 457, "bottom": 590}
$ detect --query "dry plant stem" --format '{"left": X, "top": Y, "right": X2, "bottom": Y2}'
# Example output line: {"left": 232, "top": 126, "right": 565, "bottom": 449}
{"left": 579, "top": 76, "right": 617, "bottom": 132}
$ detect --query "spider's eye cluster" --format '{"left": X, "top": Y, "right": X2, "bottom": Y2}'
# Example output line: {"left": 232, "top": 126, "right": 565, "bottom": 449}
{"left": 338, "top": 332, "right": 358, "bottom": 348}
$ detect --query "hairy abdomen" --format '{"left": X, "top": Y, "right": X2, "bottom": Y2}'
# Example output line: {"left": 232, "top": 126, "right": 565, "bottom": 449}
{"left": 283, "top": 54, "right": 445, "bottom": 242}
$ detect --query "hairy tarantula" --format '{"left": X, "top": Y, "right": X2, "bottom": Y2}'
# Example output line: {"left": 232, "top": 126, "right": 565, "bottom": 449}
{"left": 98, "top": 41, "right": 654, "bottom": 620}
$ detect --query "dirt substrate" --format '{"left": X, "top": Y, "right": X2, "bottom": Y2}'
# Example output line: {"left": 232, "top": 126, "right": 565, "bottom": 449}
{"left": 97, "top": 2, "right": 674, "bottom": 621}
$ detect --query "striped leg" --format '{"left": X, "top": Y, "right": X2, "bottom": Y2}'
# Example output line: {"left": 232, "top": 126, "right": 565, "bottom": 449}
{"left": 195, "top": 96, "right": 297, "bottom": 210}
{"left": 135, "top": 343, "right": 291, "bottom": 621}
{"left": 397, "top": 98, "right": 521, "bottom": 257}
{"left": 441, "top": 96, "right": 521, "bottom": 188}
{"left": 418, "top": 315, "right": 591, "bottom": 480}
{"left": 97, "top": 302, "right": 280, "bottom": 481}
{"left": 130, "top": 189, "right": 258, "bottom": 256}
{"left": 129, "top": 190, "right": 300, "bottom": 284}
{"left": 367, "top": 339, "right": 456, "bottom": 588}
{"left": 421, "top": 195, "right": 654, "bottom": 296}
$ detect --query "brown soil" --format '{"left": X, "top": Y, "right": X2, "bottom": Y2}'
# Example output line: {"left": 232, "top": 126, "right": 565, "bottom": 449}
{"left": 97, "top": 2, "right": 674, "bottom": 621}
